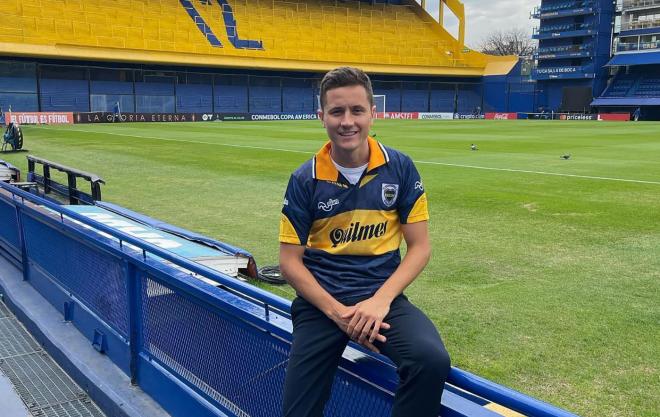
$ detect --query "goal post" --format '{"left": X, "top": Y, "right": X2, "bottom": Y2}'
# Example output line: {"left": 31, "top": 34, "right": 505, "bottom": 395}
{"left": 373, "top": 95, "right": 386, "bottom": 118}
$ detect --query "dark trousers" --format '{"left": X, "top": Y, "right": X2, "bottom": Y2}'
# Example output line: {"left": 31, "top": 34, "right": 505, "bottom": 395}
{"left": 282, "top": 294, "right": 451, "bottom": 417}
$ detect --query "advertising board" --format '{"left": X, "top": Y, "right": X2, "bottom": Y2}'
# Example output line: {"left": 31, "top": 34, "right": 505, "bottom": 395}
{"left": 597, "top": 113, "right": 630, "bottom": 121}
{"left": 6, "top": 112, "right": 74, "bottom": 125}
{"left": 75, "top": 112, "right": 197, "bottom": 123}
{"left": 418, "top": 112, "right": 455, "bottom": 120}
{"left": 485, "top": 112, "right": 518, "bottom": 120}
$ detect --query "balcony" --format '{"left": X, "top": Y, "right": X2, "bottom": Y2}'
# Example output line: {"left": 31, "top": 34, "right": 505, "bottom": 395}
{"left": 531, "top": 1, "right": 595, "bottom": 19}
{"left": 532, "top": 64, "right": 596, "bottom": 80}
{"left": 534, "top": 44, "right": 594, "bottom": 59}
{"left": 622, "top": 0, "right": 660, "bottom": 11}
{"left": 621, "top": 16, "right": 660, "bottom": 31}
{"left": 532, "top": 23, "right": 596, "bottom": 39}
{"left": 616, "top": 39, "right": 660, "bottom": 52}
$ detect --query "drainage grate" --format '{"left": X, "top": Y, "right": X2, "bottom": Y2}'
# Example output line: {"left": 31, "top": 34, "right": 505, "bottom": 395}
{"left": 35, "top": 398, "right": 106, "bottom": 417}
{"left": 0, "top": 352, "right": 86, "bottom": 408}
{"left": 0, "top": 301, "right": 105, "bottom": 417}
{"left": 0, "top": 300, "right": 9, "bottom": 318}
{"left": 0, "top": 317, "right": 42, "bottom": 358}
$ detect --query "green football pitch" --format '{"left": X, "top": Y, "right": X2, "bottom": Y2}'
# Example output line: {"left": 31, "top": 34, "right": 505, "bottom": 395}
{"left": 3, "top": 120, "right": 659, "bottom": 417}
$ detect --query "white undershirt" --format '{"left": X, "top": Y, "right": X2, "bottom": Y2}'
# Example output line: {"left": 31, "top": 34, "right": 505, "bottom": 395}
{"left": 332, "top": 159, "right": 368, "bottom": 185}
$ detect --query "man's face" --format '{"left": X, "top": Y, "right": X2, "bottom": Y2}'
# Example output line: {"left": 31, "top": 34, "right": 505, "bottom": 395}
{"left": 319, "top": 85, "right": 376, "bottom": 155}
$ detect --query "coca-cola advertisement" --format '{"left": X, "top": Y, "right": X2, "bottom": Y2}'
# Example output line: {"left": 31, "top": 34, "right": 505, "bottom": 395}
{"left": 484, "top": 112, "right": 518, "bottom": 120}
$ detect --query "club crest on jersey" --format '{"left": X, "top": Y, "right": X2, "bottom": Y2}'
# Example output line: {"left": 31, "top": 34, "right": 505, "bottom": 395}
{"left": 382, "top": 184, "right": 399, "bottom": 207}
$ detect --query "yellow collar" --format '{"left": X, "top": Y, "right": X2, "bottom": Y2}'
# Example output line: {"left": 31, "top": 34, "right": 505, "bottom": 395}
{"left": 313, "top": 136, "right": 389, "bottom": 181}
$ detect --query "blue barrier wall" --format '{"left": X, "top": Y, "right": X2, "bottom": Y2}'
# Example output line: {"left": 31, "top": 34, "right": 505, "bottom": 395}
{"left": 373, "top": 81, "right": 402, "bottom": 112}
{"left": 176, "top": 84, "right": 214, "bottom": 113}
{"left": 88, "top": 69, "right": 136, "bottom": 113}
{"left": 0, "top": 181, "right": 579, "bottom": 417}
{"left": 249, "top": 76, "right": 281, "bottom": 113}
{"left": 456, "top": 83, "right": 482, "bottom": 113}
{"left": 39, "top": 66, "right": 90, "bottom": 112}
{"left": 0, "top": 61, "right": 39, "bottom": 112}
{"left": 215, "top": 74, "right": 249, "bottom": 112}
{"left": 401, "top": 82, "right": 430, "bottom": 112}
{"left": 282, "top": 78, "right": 314, "bottom": 113}
{"left": 0, "top": 60, "right": 543, "bottom": 114}
{"left": 430, "top": 84, "right": 456, "bottom": 112}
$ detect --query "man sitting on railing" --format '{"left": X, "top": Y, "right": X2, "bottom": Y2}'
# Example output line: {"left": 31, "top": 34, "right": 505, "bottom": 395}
{"left": 279, "top": 67, "right": 451, "bottom": 417}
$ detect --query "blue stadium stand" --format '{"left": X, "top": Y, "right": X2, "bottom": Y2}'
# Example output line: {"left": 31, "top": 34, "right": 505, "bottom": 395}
{"left": 0, "top": 178, "right": 579, "bottom": 417}
{"left": 591, "top": 54, "right": 660, "bottom": 112}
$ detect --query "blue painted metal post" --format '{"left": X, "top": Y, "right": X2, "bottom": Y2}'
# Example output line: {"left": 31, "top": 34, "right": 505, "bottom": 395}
{"left": 126, "top": 261, "right": 143, "bottom": 386}
{"left": 13, "top": 201, "right": 30, "bottom": 280}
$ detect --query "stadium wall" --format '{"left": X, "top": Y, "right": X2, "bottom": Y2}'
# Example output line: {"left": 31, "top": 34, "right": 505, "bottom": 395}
{"left": 0, "top": 58, "right": 531, "bottom": 115}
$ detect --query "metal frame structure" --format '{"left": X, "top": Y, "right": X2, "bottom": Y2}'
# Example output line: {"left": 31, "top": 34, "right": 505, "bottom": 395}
{"left": 0, "top": 180, "right": 578, "bottom": 417}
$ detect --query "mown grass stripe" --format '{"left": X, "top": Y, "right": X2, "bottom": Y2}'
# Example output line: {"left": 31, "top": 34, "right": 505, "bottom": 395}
{"left": 35, "top": 126, "right": 660, "bottom": 185}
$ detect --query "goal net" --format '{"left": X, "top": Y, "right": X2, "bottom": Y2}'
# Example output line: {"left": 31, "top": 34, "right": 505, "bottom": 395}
{"left": 373, "top": 95, "right": 386, "bottom": 118}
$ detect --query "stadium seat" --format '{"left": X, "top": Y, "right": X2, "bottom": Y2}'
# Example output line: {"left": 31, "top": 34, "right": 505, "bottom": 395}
{"left": 0, "top": 0, "right": 509, "bottom": 75}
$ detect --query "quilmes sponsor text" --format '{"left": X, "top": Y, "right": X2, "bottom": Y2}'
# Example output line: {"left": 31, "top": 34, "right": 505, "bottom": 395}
{"left": 330, "top": 221, "right": 388, "bottom": 247}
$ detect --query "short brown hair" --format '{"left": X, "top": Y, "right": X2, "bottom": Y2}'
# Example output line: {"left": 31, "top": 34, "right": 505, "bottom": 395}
{"left": 319, "top": 67, "right": 374, "bottom": 110}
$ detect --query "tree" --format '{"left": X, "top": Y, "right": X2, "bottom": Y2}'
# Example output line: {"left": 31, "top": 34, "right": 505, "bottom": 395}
{"left": 478, "top": 27, "right": 535, "bottom": 57}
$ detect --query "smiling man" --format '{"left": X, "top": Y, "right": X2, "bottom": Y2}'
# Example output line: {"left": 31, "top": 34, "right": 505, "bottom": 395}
{"left": 279, "top": 67, "right": 450, "bottom": 417}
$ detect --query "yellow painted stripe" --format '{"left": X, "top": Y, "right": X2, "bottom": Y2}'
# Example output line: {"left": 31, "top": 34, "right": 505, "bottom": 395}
{"left": 484, "top": 403, "right": 527, "bottom": 417}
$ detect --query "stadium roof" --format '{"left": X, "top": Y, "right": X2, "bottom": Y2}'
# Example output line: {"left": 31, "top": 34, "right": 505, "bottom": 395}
{"left": 591, "top": 97, "right": 660, "bottom": 106}
{"left": 606, "top": 52, "right": 660, "bottom": 66}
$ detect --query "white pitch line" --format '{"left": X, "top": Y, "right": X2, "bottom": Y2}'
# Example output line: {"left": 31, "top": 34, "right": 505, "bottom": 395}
{"left": 34, "top": 126, "right": 315, "bottom": 155}
{"left": 413, "top": 160, "right": 660, "bottom": 185}
{"left": 35, "top": 126, "right": 660, "bottom": 185}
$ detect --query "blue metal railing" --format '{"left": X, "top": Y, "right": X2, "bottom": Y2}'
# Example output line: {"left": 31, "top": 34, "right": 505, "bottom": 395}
{"left": 0, "top": 180, "right": 579, "bottom": 417}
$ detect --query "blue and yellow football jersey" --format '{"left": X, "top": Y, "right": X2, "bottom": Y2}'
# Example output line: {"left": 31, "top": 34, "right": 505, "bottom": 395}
{"left": 279, "top": 137, "right": 429, "bottom": 300}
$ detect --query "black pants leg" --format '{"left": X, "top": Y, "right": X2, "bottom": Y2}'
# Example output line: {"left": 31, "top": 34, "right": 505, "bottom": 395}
{"left": 377, "top": 295, "right": 451, "bottom": 417}
{"left": 282, "top": 295, "right": 450, "bottom": 417}
{"left": 282, "top": 297, "right": 349, "bottom": 417}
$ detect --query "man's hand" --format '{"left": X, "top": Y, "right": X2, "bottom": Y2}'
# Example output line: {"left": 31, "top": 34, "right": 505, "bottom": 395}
{"left": 330, "top": 303, "right": 390, "bottom": 353}
{"left": 341, "top": 297, "right": 392, "bottom": 350}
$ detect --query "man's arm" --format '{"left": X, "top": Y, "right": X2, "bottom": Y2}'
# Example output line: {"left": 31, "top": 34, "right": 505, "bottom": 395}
{"left": 280, "top": 243, "right": 389, "bottom": 352}
{"left": 344, "top": 220, "right": 431, "bottom": 345}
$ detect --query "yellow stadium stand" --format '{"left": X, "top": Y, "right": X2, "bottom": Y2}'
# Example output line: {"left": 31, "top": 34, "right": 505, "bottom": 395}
{"left": 0, "top": 0, "right": 516, "bottom": 76}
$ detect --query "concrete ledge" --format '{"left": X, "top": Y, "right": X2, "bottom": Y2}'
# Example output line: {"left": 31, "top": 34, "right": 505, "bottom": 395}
{"left": 0, "top": 256, "right": 167, "bottom": 417}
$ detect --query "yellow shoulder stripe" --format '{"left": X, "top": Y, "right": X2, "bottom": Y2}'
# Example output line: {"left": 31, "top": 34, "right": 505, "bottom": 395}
{"left": 407, "top": 193, "right": 429, "bottom": 223}
{"left": 279, "top": 213, "right": 301, "bottom": 245}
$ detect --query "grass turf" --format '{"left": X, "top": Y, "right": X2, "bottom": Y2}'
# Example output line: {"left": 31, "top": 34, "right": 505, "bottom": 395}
{"left": 2, "top": 120, "right": 659, "bottom": 417}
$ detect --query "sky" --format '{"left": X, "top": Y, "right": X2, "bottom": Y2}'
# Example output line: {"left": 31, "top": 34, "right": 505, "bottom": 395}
{"left": 422, "top": 0, "right": 538, "bottom": 49}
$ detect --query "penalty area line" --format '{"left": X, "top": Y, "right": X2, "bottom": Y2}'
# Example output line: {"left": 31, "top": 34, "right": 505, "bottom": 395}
{"left": 36, "top": 126, "right": 660, "bottom": 185}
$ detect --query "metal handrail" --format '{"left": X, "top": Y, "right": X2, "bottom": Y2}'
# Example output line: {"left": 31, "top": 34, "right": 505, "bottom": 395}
{"left": 0, "top": 180, "right": 292, "bottom": 316}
